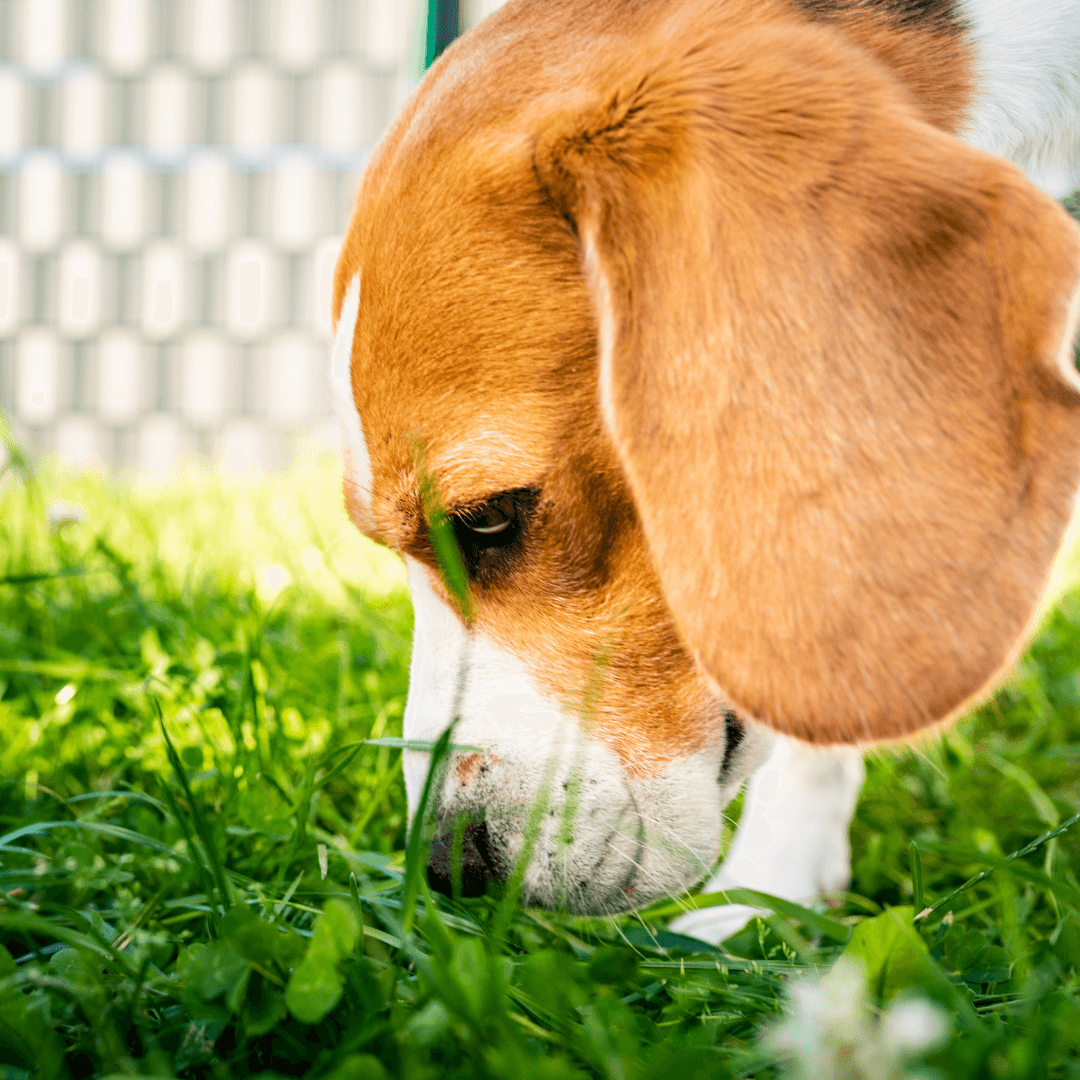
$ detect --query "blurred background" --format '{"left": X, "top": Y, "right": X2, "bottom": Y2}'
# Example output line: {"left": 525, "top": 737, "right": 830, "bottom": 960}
{"left": 0, "top": 0, "right": 505, "bottom": 476}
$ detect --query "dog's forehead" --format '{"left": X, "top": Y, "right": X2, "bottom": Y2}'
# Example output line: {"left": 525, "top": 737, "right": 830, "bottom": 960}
{"left": 345, "top": 149, "right": 596, "bottom": 510}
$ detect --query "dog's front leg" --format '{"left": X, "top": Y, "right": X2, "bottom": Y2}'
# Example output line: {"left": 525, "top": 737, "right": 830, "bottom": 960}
{"left": 670, "top": 737, "right": 865, "bottom": 945}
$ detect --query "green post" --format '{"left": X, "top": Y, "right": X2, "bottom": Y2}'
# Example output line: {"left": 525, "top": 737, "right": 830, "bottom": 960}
{"left": 425, "top": 0, "right": 461, "bottom": 69}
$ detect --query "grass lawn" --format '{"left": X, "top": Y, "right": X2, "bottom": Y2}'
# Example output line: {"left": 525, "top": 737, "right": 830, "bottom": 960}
{"left": 2, "top": 448, "right": 1080, "bottom": 1079}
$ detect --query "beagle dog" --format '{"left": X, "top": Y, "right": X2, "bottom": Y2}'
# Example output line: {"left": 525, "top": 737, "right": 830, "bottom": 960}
{"left": 331, "top": 0, "right": 1080, "bottom": 941}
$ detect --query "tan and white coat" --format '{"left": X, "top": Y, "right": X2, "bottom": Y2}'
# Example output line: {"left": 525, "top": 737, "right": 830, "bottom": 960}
{"left": 332, "top": 0, "right": 1080, "bottom": 937}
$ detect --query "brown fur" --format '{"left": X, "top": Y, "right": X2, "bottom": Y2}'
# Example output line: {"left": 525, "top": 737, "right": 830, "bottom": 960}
{"left": 793, "top": 0, "right": 972, "bottom": 130}
{"left": 334, "top": 0, "right": 1080, "bottom": 762}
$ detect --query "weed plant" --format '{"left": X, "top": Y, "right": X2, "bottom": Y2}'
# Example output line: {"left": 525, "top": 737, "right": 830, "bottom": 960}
{"left": 2, "top": 450, "right": 1080, "bottom": 1079}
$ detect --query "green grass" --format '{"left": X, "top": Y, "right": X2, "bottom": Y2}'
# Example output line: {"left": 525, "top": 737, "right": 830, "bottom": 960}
{"left": 2, "top": 453, "right": 1080, "bottom": 1080}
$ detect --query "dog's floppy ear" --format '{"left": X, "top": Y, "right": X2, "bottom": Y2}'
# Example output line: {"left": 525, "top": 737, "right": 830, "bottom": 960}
{"left": 535, "top": 23, "right": 1080, "bottom": 744}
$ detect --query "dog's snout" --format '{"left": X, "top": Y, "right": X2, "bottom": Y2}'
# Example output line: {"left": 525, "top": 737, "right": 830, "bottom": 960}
{"left": 426, "top": 822, "right": 502, "bottom": 898}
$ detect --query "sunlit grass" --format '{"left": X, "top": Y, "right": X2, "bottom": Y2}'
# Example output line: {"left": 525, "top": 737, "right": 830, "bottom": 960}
{"left": 2, "top": 455, "right": 1080, "bottom": 1079}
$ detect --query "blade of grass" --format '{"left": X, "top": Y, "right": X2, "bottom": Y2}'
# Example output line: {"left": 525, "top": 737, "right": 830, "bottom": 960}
{"left": 0, "top": 658, "right": 126, "bottom": 680}
{"left": 349, "top": 872, "right": 365, "bottom": 930}
{"left": 0, "top": 568, "right": 88, "bottom": 586}
{"left": 397, "top": 440, "right": 477, "bottom": 934}
{"left": 915, "top": 809, "right": 1080, "bottom": 921}
{"left": 273, "top": 870, "right": 305, "bottom": 918}
{"left": 646, "top": 888, "right": 850, "bottom": 944}
{"left": 66, "top": 791, "right": 170, "bottom": 812}
{"left": 0, "top": 820, "right": 190, "bottom": 861}
{"left": 400, "top": 721, "right": 457, "bottom": 936}
{"left": 492, "top": 759, "right": 556, "bottom": 945}
{"left": 156, "top": 699, "right": 233, "bottom": 919}
{"left": 411, "top": 438, "right": 474, "bottom": 623}
{"left": 918, "top": 839, "right": 1080, "bottom": 914}
{"left": 363, "top": 737, "right": 483, "bottom": 752}
{"left": 910, "top": 840, "right": 925, "bottom": 915}
{"left": 0, "top": 910, "right": 146, "bottom": 982}
{"left": 349, "top": 757, "right": 404, "bottom": 847}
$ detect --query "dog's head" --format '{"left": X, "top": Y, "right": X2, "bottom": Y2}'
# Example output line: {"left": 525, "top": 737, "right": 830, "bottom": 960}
{"left": 332, "top": 0, "right": 1080, "bottom": 912}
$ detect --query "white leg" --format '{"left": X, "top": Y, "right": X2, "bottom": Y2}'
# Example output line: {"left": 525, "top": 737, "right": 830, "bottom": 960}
{"left": 670, "top": 736, "right": 865, "bottom": 945}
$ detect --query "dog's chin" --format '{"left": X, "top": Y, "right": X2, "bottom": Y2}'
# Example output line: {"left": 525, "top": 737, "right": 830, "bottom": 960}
{"left": 513, "top": 826, "right": 720, "bottom": 916}
{"left": 439, "top": 793, "right": 724, "bottom": 916}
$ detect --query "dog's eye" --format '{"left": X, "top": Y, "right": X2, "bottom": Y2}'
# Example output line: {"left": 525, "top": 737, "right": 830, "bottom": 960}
{"left": 448, "top": 489, "right": 538, "bottom": 583}
{"left": 457, "top": 495, "right": 515, "bottom": 537}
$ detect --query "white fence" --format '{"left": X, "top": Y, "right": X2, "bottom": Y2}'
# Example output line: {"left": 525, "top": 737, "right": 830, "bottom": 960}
{"left": 0, "top": 0, "right": 503, "bottom": 474}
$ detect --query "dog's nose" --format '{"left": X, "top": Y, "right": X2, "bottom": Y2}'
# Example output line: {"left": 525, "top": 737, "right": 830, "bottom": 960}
{"left": 426, "top": 822, "right": 500, "bottom": 898}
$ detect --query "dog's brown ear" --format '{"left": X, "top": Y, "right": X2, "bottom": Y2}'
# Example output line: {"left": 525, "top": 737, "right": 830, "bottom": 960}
{"left": 535, "top": 24, "right": 1080, "bottom": 744}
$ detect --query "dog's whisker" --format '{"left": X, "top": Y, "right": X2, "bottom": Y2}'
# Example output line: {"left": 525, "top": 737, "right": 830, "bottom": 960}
{"left": 603, "top": 824, "right": 707, "bottom": 889}
{"left": 632, "top": 808, "right": 719, "bottom": 871}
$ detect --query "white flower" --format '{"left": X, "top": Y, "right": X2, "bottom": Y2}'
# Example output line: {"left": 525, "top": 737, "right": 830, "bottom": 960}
{"left": 882, "top": 1000, "right": 949, "bottom": 1054}
{"left": 763, "top": 958, "right": 950, "bottom": 1080}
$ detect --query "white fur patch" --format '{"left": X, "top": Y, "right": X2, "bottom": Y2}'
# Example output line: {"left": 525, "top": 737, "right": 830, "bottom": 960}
{"left": 330, "top": 274, "right": 373, "bottom": 508}
{"left": 584, "top": 233, "right": 620, "bottom": 440}
{"left": 959, "top": 0, "right": 1080, "bottom": 198}
{"left": 402, "top": 557, "right": 770, "bottom": 913}
{"left": 1055, "top": 281, "right": 1080, "bottom": 396}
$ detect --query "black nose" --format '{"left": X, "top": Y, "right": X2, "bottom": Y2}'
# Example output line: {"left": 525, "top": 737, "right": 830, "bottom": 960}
{"left": 427, "top": 822, "right": 501, "bottom": 898}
